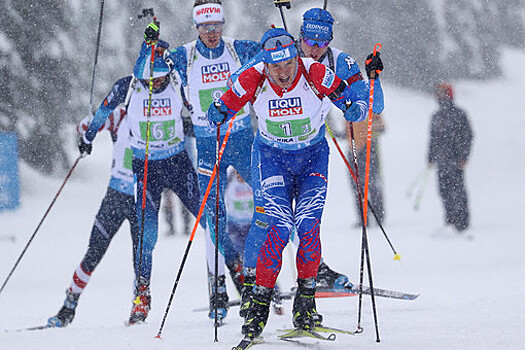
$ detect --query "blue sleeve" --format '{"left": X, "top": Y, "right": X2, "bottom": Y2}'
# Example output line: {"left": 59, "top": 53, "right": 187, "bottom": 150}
{"left": 335, "top": 52, "right": 362, "bottom": 81}
{"left": 228, "top": 51, "right": 265, "bottom": 86}
{"left": 133, "top": 42, "right": 153, "bottom": 79}
{"left": 133, "top": 42, "right": 189, "bottom": 86}
{"left": 85, "top": 76, "right": 131, "bottom": 143}
{"left": 233, "top": 40, "right": 261, "bottom": 65}
{"left": 371, "top": 76, "right": 384, "bottom": 114}
{"left": 164, "top": 46, "right": 189, "bottom": 86}
{"left": 335, "top": 52, "right": 384, "bottom": 114}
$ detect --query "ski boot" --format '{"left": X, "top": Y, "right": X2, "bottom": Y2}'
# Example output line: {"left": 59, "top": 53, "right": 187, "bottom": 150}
{"left": 128, "top": 283, "right": 151, "bottom": 325}
{"left": 292, "top": 278, "right": 323, "bottom": 330}
{"left": 208, "top": 274, "right": 229, "bottom": 324}
{"left": 226, "top": 257, "right": 244, "bottom": 296}
{"left": 47, "top": 289, "right": 79, "bottom": 328}
{"left": 316, "top": 261, "right": 349, "bottom": 291}
{"left": 241, "top": 285, "right": 272, "bottom": 338}
{"left": 239, "top": 269, "right": 255, "bottom": 318}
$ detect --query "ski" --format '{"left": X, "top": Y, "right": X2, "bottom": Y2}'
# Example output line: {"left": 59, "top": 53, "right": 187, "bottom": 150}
{"left": 231, "top": 336, "right": 263, "bottom": 350}
{"left": 9, "top": 324, "right": 50, "bottom": 332}
{"left": 314, "top": 324, "right": 358, "bottom": 335}
{"left": 344, "top": 284, "right": 419, "bottom": 300}
{"left": 194, "top": 284, "right": 417, "bottom": 313}
{"left": 277, "top": 327, "right": 336, "bottom": 341}
{"left": 193, "top": 289, "right": 353, "bottom": 312}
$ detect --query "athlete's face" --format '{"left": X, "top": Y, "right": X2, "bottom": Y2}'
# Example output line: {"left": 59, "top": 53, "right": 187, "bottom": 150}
{"left": 265, "top": 57, "right": 298, "bottom": 89}
{"left": 300, "top": 38, "right": 330, "bottom": 61}
{"left": 151, "top": 75, "right": 167, "bottom": 90}
{"left": 197, "top": 21, "right": 223, "bottom": 49}
{"left": 141, "top": 75, "right": 167, "bottom": 90}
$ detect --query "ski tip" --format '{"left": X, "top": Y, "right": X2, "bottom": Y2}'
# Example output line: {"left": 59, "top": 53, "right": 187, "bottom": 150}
{"left": 394, "top": 253, "right": 401, "bottom": 261}
{"left": 154, "top": 334, "right": 162, "bottom": 340}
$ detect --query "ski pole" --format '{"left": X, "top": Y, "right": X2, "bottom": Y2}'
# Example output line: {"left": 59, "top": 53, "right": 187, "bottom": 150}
{"left": 155, "top": 115, "right": 237, "bottom": 340}
{"left": 348, "top": 122, "right": 380, "bottom": 341}
{"left": 213, "top": 123, "right": 221, "bottom": 341}
{"left": 362, "top": 43, "right": 382, "bottom": 227}
{"left": 0, "top": 156, "right": 82, "bottom": 296}
{"left": 88, "top": 0, "right": 105, "bottom": 114}
{"left": 273, "top": 0, "right": 291, "bottom": 30}
{"left": 406, "top": 166, "right": 428, "bottom": 198}
{"left": 135, "top": 18, "right": 157, "bottom": 306}
{"left": 413, "top": 166, "right": 431, "bottom": 211}
{"left": 325, "top": 122, "right": 400, "bottom": 260}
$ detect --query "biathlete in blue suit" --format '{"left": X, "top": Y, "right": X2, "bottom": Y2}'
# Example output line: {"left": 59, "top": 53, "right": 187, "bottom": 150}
{"left": 47, "top": 108, "right": 138, "bottom": 328}
{"left": 134, "top": 0, "right": 260, "bottom": 322}
{"left": 296, "top": 7, "right": 385, "bottom": 283}
{"left": 207, "top": 27, "right": 384, "bottom": 339}
{"left": 80, "top": 41, "right": 206, "bottom": 324}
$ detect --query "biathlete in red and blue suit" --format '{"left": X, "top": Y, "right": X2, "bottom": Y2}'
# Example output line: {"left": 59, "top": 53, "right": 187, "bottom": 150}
{"left": 207, "top": 27, "right": 381, "bottom": 339}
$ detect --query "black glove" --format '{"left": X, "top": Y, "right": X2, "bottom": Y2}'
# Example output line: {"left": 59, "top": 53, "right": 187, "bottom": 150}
{"left": 78, "top": 136, "right": 92, "bottom": 155}
{"left": 144, "top": 21, "right": 160, "bottom": 44}
{"left": 365, "top": 52, "right": 383, "bottom": 79}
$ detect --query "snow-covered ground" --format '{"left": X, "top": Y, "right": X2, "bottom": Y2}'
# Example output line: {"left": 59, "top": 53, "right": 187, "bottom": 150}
{"left": 1, "top": 49, "right": 525, "bottom": 349}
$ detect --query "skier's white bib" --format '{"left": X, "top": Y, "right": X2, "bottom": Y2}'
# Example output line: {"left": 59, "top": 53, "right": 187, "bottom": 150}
{"left": 127, "top": 82, "right": 184, "bottom": 151}
{"left": 185, "top": 38, "right": 251, "bottom": 137}
{"left": 252, "top": 61, "right": 328, "bottom": 150}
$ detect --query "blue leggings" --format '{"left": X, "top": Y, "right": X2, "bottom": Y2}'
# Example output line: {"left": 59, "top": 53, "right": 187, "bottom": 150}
{"left": 244, "top": 138, "right": 329, "bottom": 288}
{"left": 79, "top": 187, "right": 138, "bottom": 275}
{"left": 196, "top": 127, "right": 253, "bottom": 266}
{"left": 133, "top": 150, "right": 203, "bottom": 283}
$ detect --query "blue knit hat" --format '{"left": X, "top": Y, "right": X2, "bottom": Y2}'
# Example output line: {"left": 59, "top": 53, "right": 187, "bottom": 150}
{"left": 301, "top": 8, "right": 334, "bottom": 41}
{"left": 260, "top": 27, "right": 297, "bottom": 64}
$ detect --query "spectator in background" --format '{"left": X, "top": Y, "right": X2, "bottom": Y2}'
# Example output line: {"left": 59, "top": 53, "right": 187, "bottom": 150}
{"left": 428, "top": 83, "right": 473, "bottom": 233}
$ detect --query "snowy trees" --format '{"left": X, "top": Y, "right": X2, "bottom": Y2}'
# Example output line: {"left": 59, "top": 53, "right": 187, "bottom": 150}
{"left": 0, "top": 0, "right": 523, "bottom": 174}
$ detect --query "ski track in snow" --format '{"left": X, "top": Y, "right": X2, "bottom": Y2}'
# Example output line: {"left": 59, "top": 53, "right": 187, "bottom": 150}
{"left": 1, "top": 49, "right": 525, "bottom": 349}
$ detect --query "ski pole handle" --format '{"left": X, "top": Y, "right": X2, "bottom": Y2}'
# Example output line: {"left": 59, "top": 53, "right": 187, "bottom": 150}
{"left": 273, "top": 0, "right": 291, "bottom": 9}
{"left": 373, "top": 43, "right": 382, "bottom": 56}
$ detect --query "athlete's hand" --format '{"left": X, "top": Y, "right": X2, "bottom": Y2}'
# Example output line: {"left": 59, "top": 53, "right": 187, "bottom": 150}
{"left": 144, "top": 21, "right": 160, "bottom": 44}
{"left": 365, "top": 52, "right": 383, "bottom": 79}
{"left": 207, "top": 101, "right": 229, "bottom": 126}
{"left": 78, "top": 136, "right": 92, "bottom": 156}
{"left": 343, "top": 101, "right": 360, "bottom": 122}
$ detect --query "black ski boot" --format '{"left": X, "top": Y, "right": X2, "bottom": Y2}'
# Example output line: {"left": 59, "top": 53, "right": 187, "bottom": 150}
{"left": 316, "top": 261, "right": 349, "bottom": 290}
{"left": 128, "top": 282, "right": 151, "bottom": 325}
{"left": 47, "top": 289, "right": 79, "bottom": 328}
{"left": 241, "top": 285, "right": 272, "bottom": 338}
{"left": 292, "top": 278, "right": 323, "bottom": 330}
{"left": 208, "top": 274, "right": 229, "bottom": 322}
{"left": 239, "top": 269, "right": 255, "bottom": 318}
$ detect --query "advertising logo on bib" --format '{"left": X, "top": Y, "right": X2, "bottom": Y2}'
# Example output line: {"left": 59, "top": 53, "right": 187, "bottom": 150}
{"left": 143, "top": 98, "right": 171, "bottom": 116}
{"left": 268, "top": 97, "right": 303, "bottom": 117}
{"left": 202, "top": 63, "right": 230, "bottom": 83}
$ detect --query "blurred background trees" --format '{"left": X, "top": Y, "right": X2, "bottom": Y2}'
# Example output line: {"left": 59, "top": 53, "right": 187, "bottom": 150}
{"left": 0, "top": 0, "right": 523, "bottom": 174}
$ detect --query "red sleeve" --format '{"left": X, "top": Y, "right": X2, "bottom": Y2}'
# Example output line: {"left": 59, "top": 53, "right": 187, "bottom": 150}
{"left": 221, "top": 67, "right": 264, "bottom": 112}
{"left": 308, "top": 62, "right": 342, "bottom": 96}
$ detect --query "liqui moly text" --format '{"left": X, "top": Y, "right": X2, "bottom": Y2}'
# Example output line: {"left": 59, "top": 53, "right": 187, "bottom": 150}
{"left": 143, "top": 98, "right": 171, "bottom": 116}
{"left": 201, "top": 63, "right": 230, "bottom": 83}
{"left": 268, "top": 97, "right": 303, "bottom": 117}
